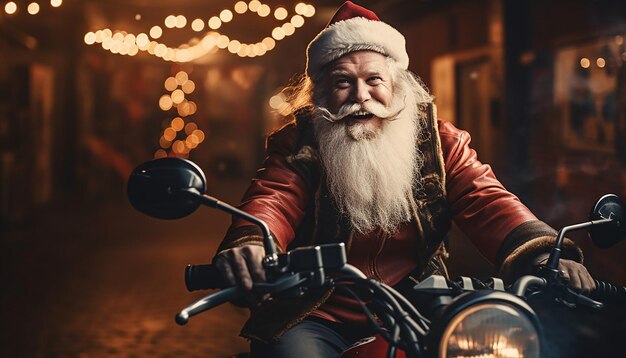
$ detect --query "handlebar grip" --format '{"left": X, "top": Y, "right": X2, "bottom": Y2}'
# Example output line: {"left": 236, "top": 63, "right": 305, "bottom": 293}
{"left": 589, "top": 279, "right": 626, "bottom": 303}
{"left": 185, "top": 264, "right": 227, "bottom": 291}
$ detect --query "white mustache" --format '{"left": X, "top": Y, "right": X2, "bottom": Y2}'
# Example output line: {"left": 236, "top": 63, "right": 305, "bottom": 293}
{"left": 315, "top": 96, "right": 405, "bottom": 123}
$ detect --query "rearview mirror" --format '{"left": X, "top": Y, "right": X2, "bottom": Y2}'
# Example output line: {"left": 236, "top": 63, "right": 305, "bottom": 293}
{"left": 127, "top": 157, "right": 207, "bottom": 219}
{"left": 589, "top": 194, "right": 626, "bottom": 248}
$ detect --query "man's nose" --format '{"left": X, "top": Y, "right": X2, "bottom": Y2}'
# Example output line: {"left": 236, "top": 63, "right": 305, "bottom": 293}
{"left": 352, "top": 80, "right": 371, "bottom": 103}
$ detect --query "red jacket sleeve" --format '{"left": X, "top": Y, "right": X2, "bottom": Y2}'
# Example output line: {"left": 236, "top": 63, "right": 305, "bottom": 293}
{"left": 223, "top": 123, "right": 309, "bottom": 252}
{"left": 439, "top": 120, "right": 538, "bottom": 263}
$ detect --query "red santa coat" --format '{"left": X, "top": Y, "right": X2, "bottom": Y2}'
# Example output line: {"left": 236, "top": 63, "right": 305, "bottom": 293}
{"left": 218, "top": 104, "right": 582, "bottom": 342}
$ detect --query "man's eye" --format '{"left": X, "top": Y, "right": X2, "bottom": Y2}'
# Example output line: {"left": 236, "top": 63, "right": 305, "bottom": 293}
{"left": 368, "top": 76, "right": 383, "bottom": 83}
{"left": 335, "top": 79, "right": 350, "bottom": 88}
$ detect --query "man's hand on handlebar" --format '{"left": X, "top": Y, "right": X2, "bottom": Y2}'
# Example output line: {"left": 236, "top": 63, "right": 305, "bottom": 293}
{"left": 557, "top": 259, "right": 596, "bottom": 292}
{"left": 213, "top": 245, "right": 269, "bottom": 306}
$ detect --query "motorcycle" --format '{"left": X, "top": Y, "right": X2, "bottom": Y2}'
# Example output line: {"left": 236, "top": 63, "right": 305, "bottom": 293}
{"left": 127, "top": 157, "right": 626, "bottom": 358}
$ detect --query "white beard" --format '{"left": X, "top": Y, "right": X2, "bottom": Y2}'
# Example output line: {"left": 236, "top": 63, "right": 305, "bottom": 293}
{"left": 312, "top": 96, "right": 422, "bottom": 235}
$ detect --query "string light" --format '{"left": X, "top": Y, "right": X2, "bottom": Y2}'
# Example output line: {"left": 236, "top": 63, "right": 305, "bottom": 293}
{"left": 27, "top": 2, "right": 40, "bottom": 15}
{"left": 4, "top": 2, "right": 17, "bottom": 14}
{"left": 155, "top": 71, "right": 206, "bottom": 158}
{"left": 4, "top": 0, "right": 64, "bottom": 16}
{"left": 150, "top": 26, "right": 163, "bottom": 39}
{"left": 85, "top": 2, "right": 317, "bottom": 62}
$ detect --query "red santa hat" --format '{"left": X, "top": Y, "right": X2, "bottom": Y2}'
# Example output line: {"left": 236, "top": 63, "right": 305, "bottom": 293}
{"left": 306, "top": 1, "right": 409, "bottom": 77}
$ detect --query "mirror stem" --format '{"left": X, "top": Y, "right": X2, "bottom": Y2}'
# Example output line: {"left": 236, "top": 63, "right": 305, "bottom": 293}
{"left": 179, "top": 188, "right": 280, "bottom": 268}
{"left": 547, "top": 218, "right": 614, "bottom": 270}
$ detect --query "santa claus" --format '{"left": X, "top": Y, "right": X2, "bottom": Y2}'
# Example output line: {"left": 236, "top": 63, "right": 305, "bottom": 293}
{"left": 213, "top": 2, "right": 594, "bottom": 357}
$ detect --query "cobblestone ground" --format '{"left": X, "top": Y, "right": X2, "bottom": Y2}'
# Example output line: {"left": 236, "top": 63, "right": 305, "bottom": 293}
{"left": 1, "top": 185, "right": 251, "bottom": 357}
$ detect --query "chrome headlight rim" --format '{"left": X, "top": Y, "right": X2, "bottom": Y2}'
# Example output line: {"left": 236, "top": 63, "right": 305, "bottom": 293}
{"left": 427, "top": 290, "right": 543, "bottom": 358}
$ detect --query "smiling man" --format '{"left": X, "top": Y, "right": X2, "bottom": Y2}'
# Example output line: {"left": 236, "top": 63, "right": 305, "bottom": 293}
{"left": 212, "top": 2, "right": 595, "bottom": 357}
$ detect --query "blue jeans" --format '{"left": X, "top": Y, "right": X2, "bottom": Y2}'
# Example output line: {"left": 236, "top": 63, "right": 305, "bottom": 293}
{"left": 250, "top": 317, "right": 373, "bottom": 358}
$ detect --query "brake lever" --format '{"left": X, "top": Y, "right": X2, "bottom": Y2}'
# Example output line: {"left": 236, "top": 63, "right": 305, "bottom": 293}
{"left": 534, "top": 265, "right": 604, "bottom": 309}
{"left": 559, "top": 287, "right": 604, "bottom": 309}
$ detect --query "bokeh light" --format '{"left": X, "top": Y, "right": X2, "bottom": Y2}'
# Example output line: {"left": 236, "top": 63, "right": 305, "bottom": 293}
{"left": 220, "top": 9, "right": 233, "bottom": 22}
{"left": 274, "top": 7, "right": 288, "bottom": 20}
{"left": 171, "top": 117, "right": 185, "bottom": 131}
{"left": 5, "top": 2, "right": 17, "bottom": 14}
{"left": 234, "top": 1, "right": 248, "bottom": 14}
{"left": 150, "top": 26, "right": 163, "bottom": 39}
{"left": 191, "top": 19, "right": 205, "bottom": 32}
{"left": 50, "top": 0, "right": 63, "bottom": 7}
{"left": 27, "top": 2, "right": 40, "bottom": 15}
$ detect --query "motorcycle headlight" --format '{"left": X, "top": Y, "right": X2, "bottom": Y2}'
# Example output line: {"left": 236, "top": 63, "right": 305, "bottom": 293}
{"left": 432, "top": 291, "right": 542, "bottom": 358}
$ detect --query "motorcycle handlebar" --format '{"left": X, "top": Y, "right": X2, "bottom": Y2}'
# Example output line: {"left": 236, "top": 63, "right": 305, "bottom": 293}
{"left": 591, "top": 279, "right": 626, "bottom": 303}
{"left": 185, "top": 264, "right": 226, "bottom": 291}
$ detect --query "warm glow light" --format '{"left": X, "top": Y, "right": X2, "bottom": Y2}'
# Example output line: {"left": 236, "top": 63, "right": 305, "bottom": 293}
{"left": 159, "top": 95, "right": 173, "bottom": 111}
{"left": 192, "top": 129, "right": 205, "bottom": 142}
{"left": 257, "top": 4, "right": 270, "bottom": 17}
{"left": 176, "top": 15, "right": 187, "bottom": 28}
{"left": 185, "top": 122, "right": 198, "bottom": 135}
{"left": 249, "top": 0, "right": 261, "bottom": 12}
{"left": 615, "top": 36, "right": 624, "bottom": 46}
{"left": 188, "top": 101, "right": 197, "bottom": 115}
{"left": 173, "top": 140, "right": 186, "bottom": 154}
{"left": 262, "top": 37, "right": 275, "bottom": 50}
{"left": 216, "top": 35, "right": 229, "bottom": 48}
{"left": 154, "top": 149, "right": 168, "bottom": 158}
{"left": 201, "top": 35, "right": 217, "bottom": 49}
{"left": 228, "top": 40, "right": 242, "bottom": 54}
{"left": 165, "top": 15, "right": 177, "bottom": 28}
{"left": 86, "top": 0, "right": 306, "bottom": 60}
{"left": 172, "top": 89, "right": 185, "bottom": 104}
{"left": 272, "top": 27, "right": 285, "bottom": 40}
{"left": 150, "top": 26, "right": 163, "bottom": 39}
{"left": 164, "top": 128, "right": 177, "bottom": 141}
{"left": 148, "top": 41, "right": 158, "bottom": 54}
{"left": 238, "top": 45, "right": 247, "bottom": 57}
{"left": 295, "top": 3, "right": 307, "bottom": 15}
{"left": 220, "top": 9, "right": 233, "bottom": 22}
{"left": 50, "top": 0, "right": 62, "bottom": 7}
{"left": 291, "top": 15, "right": 304, "bottom": 28}
{"left": 208, "top": 16, "right": 222, "bottom": 30}
{"left": 177, "top": 101, "right": 190, "bottom": 116}
{"left": 171, "top": 117, "right": 185, "bottom": 131}
{"left": 135, "top": 14, "right": 142, "bottom": 21}
{"left": 124, "top": 34, "right": 136, "bottom": 46}
{"left": 274, "top": 7, "right": 288, "bottom": 20}
{"left": 234, "top": 1, "right": 248, "bottom": 14}
{"left": 186, "top": 136, "right": 199, "bottom": 148}
{"left": 254, "top": 43, "right": 266, "bottom": 56}
{"left": 27, "top": 2, "right": 40, "bottom": 15}
{"left": 304, "top": 5, "right": 316, "bottom": 17}
{"left": 580, "top": 57, "right": 590, "bottom": 68}
{"left": 5, "top": 2, "right": 17, "bottom": 14}
{"left": 175, "top": 71, "right": 188, "bottom": 85}
{"left": 282, "top": 23, "right": 295, "bottom": 36}
{"left": 155, "top": 44, "right": 167, "bottom": 57}
{"left": 136, "top": 33, "right": 149, "bottom": 48}
{"left": 102, "top": 38, "right": 113, "bottom": 50}
{"left": 84, "top": 32, "right": 96, "bottom": 45}
{"left": 246, "top": 45, "right": 256, "bottom": 57}
{"left": 181, "top": 80, "right": 196, "bottom": 94}
{"left": 191, "top": 18, "right": 204, "bottom": 32}
{"left": 127, "top": 44, "right": 138, "bottom": 56}
{"left": 164, "top": 77, "right": 178, "bottom": 91}
{"left": 597, "top": 57, "right": 606, "bottom": 68}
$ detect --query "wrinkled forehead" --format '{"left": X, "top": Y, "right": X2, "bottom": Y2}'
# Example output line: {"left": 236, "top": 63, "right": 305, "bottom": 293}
{"left": 324, "top": 50, "right": 391, "bottom": 76}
